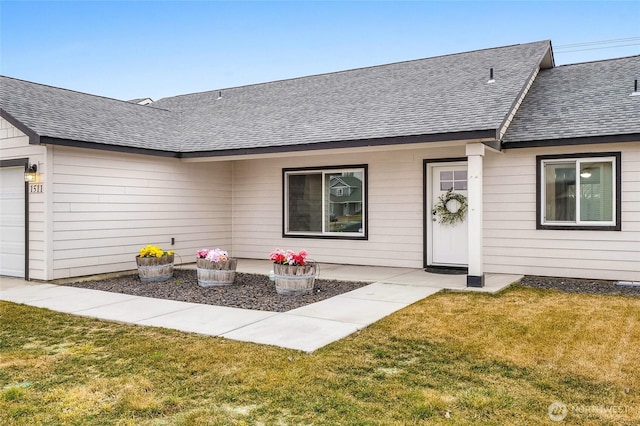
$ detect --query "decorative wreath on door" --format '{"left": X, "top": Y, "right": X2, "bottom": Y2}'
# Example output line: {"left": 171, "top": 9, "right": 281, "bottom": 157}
{"left": 432, "top": 188, "right": 468, "bottom": 225}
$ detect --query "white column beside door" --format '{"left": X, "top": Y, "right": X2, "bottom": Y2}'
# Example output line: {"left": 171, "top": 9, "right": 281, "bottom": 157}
{"left": 465, "top": 143, "right": 484, "bottom": 287}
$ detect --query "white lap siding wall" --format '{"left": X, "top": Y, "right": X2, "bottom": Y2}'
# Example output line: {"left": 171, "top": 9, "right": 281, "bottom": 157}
{"left": 231, "top": 145, "right": 467, "bottom": 268}
{"left": 483, "top": 142, "right": 640, "bottom": 281}
{"left": 231, "top": 142, "right": 639, "bottom": 281}
{"left": 0, "top": 118, "right": 47, "bottom": 280}
{"left": 50, "top": 146, "right": 232, "bottom": 279}
{"left": 5, "top": 115, "right": 636, "bottom": 282}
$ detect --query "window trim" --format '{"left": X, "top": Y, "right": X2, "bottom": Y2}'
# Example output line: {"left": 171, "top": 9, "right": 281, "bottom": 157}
{"left": 282, "top": 164, "right": 368, "bottom": 240}
{"left": 536, "top": 152, "right": 621, "bottom": 231}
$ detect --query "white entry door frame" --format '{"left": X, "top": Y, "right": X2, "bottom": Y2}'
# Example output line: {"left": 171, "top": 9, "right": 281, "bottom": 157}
{"left": 424, "top": 159, "right": 468, "bottom": 269}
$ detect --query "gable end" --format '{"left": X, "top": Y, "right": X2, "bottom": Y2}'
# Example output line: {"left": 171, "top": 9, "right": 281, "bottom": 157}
{"left": 0, "top": 108, "right": 40, "bottom": 145}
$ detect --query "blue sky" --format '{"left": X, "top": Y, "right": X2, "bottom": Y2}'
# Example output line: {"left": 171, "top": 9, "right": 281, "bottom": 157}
{"left": 1, "top": 1, "right": 638, "bottom": 100}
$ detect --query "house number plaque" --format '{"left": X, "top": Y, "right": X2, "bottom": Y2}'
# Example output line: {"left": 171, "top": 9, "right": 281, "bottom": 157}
{"left": 29, "top": 183, "right": 44, "bottom": 193}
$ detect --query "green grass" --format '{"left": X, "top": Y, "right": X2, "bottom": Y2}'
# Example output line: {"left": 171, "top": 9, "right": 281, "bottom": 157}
{"left": 1, "top": 285, "right": 639, "bottom": 425}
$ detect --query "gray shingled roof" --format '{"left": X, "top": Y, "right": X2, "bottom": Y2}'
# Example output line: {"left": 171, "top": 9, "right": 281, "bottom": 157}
{"left": 503, "top": 55, "right": 640, "bottom": 145}
{"left": 1, "top": 41, "right": 552, "bottom": 155}
{"left": 0, "top": 77, "right": 180, "bottom": 152}
{"left": 153, "top": 41, "right": 551, "bottom": 153}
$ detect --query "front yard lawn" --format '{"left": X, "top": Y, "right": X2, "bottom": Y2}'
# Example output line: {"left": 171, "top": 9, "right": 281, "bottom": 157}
{"left": 1, "top": 285, "right": 639, "bottom": 425}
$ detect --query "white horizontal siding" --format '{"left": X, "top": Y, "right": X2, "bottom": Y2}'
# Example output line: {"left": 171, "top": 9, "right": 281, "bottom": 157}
{"left": 484, "top": 142, "right": 640, "bottom": 281}
{"left": 0, "top": 118, "right": 47, "bottom": 280}
{"left": 50, "top": 147, "right": 232, "bottom": 279}
{"left": 231, "top": 145, "right": 465, "bottom": 268}
{"left": 7, "top": 113, "right": 637, "bottom": 283}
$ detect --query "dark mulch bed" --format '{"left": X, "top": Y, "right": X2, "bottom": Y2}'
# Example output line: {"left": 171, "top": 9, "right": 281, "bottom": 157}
{"left": 519, "top": 275, "right": 640, "bottom": 297}
{"left": 63, "top": 269, "right": 369, "bottom": 312}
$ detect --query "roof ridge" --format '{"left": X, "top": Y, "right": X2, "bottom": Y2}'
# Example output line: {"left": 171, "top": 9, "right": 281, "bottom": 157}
{"left": 0, "top": 75, "right": 173, "bottom": 112}
{"left": 157, "top": 40, "right": 552, "bottom": 102}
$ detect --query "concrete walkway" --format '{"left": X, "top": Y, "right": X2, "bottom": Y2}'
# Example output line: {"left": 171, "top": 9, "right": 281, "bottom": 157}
{"left": 0, "top": 260, "right": 521, "bottom": 352}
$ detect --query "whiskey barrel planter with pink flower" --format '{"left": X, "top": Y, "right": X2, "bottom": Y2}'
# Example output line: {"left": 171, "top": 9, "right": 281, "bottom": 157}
{"left": 272, "top": 262, "right": 318, "bottom": 295}
{"left": 269, "top": 248, "right": 317, "bottom": 295}
{"left": 196, "top": 248, "right": 237, "bottom": 287}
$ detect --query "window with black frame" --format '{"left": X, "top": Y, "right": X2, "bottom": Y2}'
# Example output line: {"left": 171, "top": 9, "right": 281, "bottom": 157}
{"left": 538, "top": 154, "right": 619, "bottom": 230}
{"left": 284, "top": 166, "right": 366, "bottom": 238}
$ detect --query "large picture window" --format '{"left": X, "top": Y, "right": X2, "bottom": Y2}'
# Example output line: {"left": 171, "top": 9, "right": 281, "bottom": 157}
{"left": 284, "top": 165, "right": 367, "bottom": 238}
{"left": 538, "top": 153, "right": 620, "bottom": 230}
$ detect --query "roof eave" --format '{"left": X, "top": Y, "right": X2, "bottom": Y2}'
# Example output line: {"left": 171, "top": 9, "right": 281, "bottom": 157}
{"left": 39, "top": 136, "right": 180, "bottom": 158}
{"left": 180, "top": 129, "right": 498, "bottom": 158}
{"left": 502, "top": 133, "right": 640, "bottom": 149}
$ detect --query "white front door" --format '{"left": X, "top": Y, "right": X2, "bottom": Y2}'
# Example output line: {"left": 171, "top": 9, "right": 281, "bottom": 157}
{"left": 0, "top": 166, "right": 26, "bottom": 277}
{"left": 430, "top": 164, "right": 468, "bottom": 266}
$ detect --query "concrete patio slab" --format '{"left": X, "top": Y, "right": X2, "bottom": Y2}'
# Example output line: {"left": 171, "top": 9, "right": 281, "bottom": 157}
{"left": 287, "top": 296, "right": 407, "bottom": 325}
{"left": 0, "top": 276, "right": 44, "bottom": 290}
{"left": 27, "top": 289, "right": 138, "bottom": 313}
{"left": 137, "top": 304, "right": 277, "bottom": 336}
{"left": 234, "top": 259, "right": 274, "bottom": 275}
{"left": 339, "top": 282, "right": 442, "bottom": 304}
{"left": 484, "top": 274, "right": 523, "bottom": 291}
{"left": 75, "top": 296, "right": 201, "bottom": 323}
{"left": 315, "top": 264, "right": 413, "bottom": 282}
{"left": 221, "top": 313, "right": 362, "bottom": 352}
{"left": 382, "top": 270, "right": 466, "bottom": 287}
{"left": 0, "top": 283, "right": 88, "bottom": 303}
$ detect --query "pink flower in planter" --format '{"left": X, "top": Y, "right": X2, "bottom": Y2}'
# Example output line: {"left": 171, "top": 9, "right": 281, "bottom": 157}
{"left": 206, "top": 248, "right": 228, "bottom": 262}
{"left": 198, "top": 248, "right": 229, "bottom": 262}
{"left": 269, "top": 248, "right": 287, "bottom": 264}
{"left": 270, "top": 248, "right": 307, "bottom": 266}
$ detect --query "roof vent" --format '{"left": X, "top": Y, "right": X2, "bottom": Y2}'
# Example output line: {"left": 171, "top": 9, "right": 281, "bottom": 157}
{"left": 216, "top": 90, "right": 222, "bottom": 100}
{"left": 487, "top": 68, "right": 495, "bottom": 84}
{"left": 631, "top": 79, "right": 639, "bottom": 97}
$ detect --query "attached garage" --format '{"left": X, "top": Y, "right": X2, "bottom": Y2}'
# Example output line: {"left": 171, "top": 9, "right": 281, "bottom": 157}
{"left": 0, "top": 162, "right": 26, "bottom": 278}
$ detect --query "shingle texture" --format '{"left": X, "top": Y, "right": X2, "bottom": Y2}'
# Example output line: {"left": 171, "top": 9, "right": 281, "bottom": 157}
{"left": 503, "top": 55, "right": 640, "bottom": 144}
{"left": 1, "top": 41, "right": 552, "bottom": 154}
{"left": 0, "top": 77, "right": 180, "bottom": 151}
{"left": 154, "top": 41, "right": 551, "bottom": 153}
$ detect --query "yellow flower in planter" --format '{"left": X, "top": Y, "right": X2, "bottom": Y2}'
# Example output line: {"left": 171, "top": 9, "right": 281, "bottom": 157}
{"left": 139, "top": 244, "right": 173, "bottom": 258}
{"left": 137, "top": 245, "right": 175, "bottom": 283}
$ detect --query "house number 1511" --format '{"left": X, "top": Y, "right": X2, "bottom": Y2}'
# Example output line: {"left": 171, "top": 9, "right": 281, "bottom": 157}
{"left": 29, "top": 184, "right": 43, "bottom": 193}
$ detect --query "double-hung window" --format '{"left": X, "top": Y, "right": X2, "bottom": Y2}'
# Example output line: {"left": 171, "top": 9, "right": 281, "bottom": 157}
{"left": 537, "top": 153, "right": 620, "bottom": 230}
{"left": 284, "top": 165, "right": 367, "bottom": 238}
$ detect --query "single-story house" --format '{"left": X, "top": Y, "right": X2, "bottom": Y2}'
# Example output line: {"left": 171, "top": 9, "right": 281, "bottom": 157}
{"left": 1, "top": 40, "right": 639, "bottom": 285}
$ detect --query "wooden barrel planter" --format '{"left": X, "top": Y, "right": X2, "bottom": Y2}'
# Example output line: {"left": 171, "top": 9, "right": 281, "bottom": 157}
{"left": 197, "top": 258, "right": 238, "bottom": 287}
{"left": 136, "top": 254, "right": 174, "bottom": 282}
{"left": 273, "top": 262, "right": 317, "bottom": 295}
